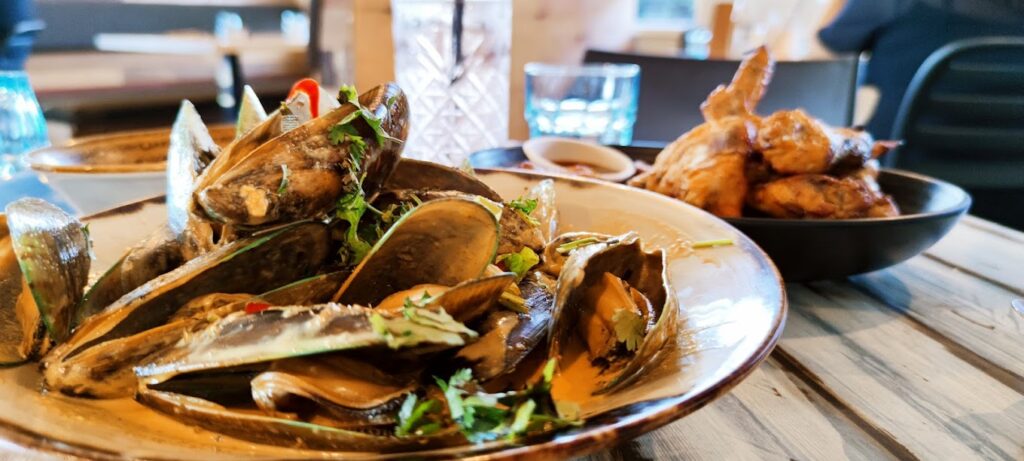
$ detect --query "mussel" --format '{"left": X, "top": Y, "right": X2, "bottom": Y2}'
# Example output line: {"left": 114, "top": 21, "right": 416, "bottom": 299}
{"left": 138, "top": 386, "right": 461, "bottom": 451}
{"left": 334, "top": 197, "right": 500, "bottom": 306}
{"left": 75, "top": 226, "right": 184, "bottom": 329}
{"left": 250, "top": 355, "right": 417, "bottom": 429}
{"left": 198, "top": 83, "right": 409, "bottom": 227}
{"left": 136, "top": 304, "right": 477, "bottom": 386}
{"left": 457, "top": 270, "right": 557, "bottom": 380}
{"left": 44, "top": 222, "right": 331, "bottom": 373}
{"left": 0, "top": 215, "right": 43, "bottom": 365}
{"left": 547, "top": 232, "right": 678, "bottom": 394}
{"left": 166, "top": 101, "right": 221, "bottom": 242}
{"left": 45, "top": 271, "right": 347, "bottom": 398}
{"left": 5, "top": 198, "right": 90, "bottom": 345}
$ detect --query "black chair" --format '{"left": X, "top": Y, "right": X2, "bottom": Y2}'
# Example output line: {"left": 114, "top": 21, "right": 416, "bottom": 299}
{"left": 890, "top": 36, "right": 1024, "bottom": 229}
{"left": 583, "top": 50, "right": 859, "bottom": 143}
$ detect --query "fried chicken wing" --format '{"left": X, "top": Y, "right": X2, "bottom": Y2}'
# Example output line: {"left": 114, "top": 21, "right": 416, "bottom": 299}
{"left": 748, "top": 174, "right": 877, "bottom": 219}
{"left": 701, "top": 46, "right": 775, "bottom": 122}
{"left": 629, "top": 117, "right": 755, "bottom": 217}
{"left": 749, "top": 173, "right": 900, "bottom": 219}
{"left": 755, "top": 110, "right": 899, "bottom": 175}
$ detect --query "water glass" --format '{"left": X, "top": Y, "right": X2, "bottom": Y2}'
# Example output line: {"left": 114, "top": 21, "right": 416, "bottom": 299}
{"left": 0, "top": 71, "right": 48, "bottom": 178}
{"left": 524, "top": 63, "right": 640, "bottom": 145}
{"left": 391, "top": 0, "right": 511, "bottom": 166}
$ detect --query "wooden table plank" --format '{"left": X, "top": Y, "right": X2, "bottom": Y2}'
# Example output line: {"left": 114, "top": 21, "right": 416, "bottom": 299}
{"left": 584, "top": 357, "right": 895, "bottom": 460}
{"left": 926, "top": 216, "right": 1024, "bottom": 294}
{"left": 851, "top": 257, "right": 1024, "bottom": 389}
{"left": 780, "top": 282, "right": 1024, "bottom": 460}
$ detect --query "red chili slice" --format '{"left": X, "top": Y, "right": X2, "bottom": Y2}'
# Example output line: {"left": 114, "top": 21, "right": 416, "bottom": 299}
{"left": 287, "top": 78, "right": 321, "bottom": 118}
{"left": 244, "top": 302, "right": 271, "bottom": 314}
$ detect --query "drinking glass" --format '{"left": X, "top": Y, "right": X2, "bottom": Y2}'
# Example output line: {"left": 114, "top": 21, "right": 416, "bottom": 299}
{"left": 524, "top": 63, "right": 640, "bottom": 145}
{"left": 391, "top": 0, "right": 511, "bottom": 165}
{"left": 0, "top": 71, "right": 48, "bottom": 178}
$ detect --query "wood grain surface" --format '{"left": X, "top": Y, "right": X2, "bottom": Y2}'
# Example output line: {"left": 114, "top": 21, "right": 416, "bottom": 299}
{"left": 580, "top": 215, "right": 1024, "bottom": 460}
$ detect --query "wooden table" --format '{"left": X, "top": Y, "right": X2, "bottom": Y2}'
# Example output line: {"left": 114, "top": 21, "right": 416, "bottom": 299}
{"left": 584, "top": 215, "right": 1024, "bottom": 460}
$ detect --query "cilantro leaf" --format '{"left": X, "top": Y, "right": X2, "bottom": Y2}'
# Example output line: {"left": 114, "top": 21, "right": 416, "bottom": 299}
{"left": 335, "top": 189, "right": 373, "bottom": 265}
{"left": 508, "top": 197, "right": 538, "bottom": 215}
{"left": 395, "top": 393, "right": 443, "bottom": 437}
{"left": 338, "top": 84, "right": 358, "bottom": 105}
{"left": 496, "top": 247, "right": 540, "bottom": 281}
{"left": 612, "top": 307, "right": 646, "bottom": 352}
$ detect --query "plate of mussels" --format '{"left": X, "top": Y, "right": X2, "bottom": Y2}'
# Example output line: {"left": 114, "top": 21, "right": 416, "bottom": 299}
{"left": 0, "top": 82, "right": 785, "bottom": 460}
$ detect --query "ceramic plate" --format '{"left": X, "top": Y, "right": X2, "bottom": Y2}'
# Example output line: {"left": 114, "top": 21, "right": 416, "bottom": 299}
{"left": 0, "top": 170, "right": 785, "bottom": 460}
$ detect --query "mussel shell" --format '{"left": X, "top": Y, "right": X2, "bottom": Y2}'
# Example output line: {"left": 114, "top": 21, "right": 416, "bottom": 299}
{"left": 234, "top": 85, "right": 268, "bottom": 138}
{"left": 428, "top": 273, "right": 515, "bottom": 323}
{"left": 547, "top": 233, "right": 678, "bottom": 394}
{"left": 384, "top": 158, "right": 503, "bottom": 202}
{"left": 48, "top": 222, "right": 331, "bottom": 365}
{"left": 166, "top": 101, "right": 221, "bottom": 239}
{"left": 198, "top": 83, "right": 409, "bottom": 227}
{"left": 251, "top": 355, "right": 416, "bottom": 429}
{"left": 457, "top": 271, "right": 556, "bottom": 380}
{"left": 138, "top": 387, "right": 462, "bottom": 451}
{"left": 0, "top": 217, "right": 43, "bottom": 365}
{"left": 334, "top": 198, "right": 500, "bottom": 307}
{"left": 136, "top": 304, "right": 476, "bottom": 386}
{"left": 75, "top": 226, "right": 184, "bottom": 330}
{"left": 46, "top": 271, "right": 345, "bottom": 398}
{"left": 5, "top": 198, "right": 90, "bottom": 344}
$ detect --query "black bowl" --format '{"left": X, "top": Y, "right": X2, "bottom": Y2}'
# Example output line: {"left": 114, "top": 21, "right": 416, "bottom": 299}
{"left": 471, "top": 145, "right": 972, "bottom": 282}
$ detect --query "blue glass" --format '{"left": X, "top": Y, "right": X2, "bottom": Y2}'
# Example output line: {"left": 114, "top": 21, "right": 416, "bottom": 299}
{"left": 524, "top": 63, "right": 640, "bottom": 145}
{"left": 0, "top": 71, "right": 48, "bottom": 178}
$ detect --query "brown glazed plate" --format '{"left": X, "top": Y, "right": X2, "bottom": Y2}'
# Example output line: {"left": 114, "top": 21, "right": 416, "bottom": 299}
{"left": 0, "top": 170, "right": 786, "bottom": 460}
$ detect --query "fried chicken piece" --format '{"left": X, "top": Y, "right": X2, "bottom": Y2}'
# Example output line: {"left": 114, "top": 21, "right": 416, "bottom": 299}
{"left": 755, "top": 110, "right": 900, "bottom": 175}
{"left": 839, "top": 159, "right": 901, "bottom": 217}
{"left": 629, "top": 117, "right": 756, "bottom": 217}
{"left": 701, "top": 46, "right": 775, "bottom": 122}
{"left": 748, "top": 174, "right": 879, "bottom": 219}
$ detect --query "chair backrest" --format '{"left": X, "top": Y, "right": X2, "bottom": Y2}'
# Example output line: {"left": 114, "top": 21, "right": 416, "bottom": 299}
{"left": 890, "top": 36, "right": 1024, "bottom": 189}
{"left": 583, "top": 50, "right": 858, "bottom": 143}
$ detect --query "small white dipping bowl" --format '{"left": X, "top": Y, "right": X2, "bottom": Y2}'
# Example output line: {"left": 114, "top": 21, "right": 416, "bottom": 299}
{"left": 522, "top": 137, "right": 637, "bottom": 183}
{"left": 27, "top": 125, "right": 235, "bottom": 215}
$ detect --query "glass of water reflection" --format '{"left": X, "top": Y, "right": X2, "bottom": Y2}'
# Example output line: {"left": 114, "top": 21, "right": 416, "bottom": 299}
{"left": 0, "top": 71, "right": 48, "bottom": 178}
{"left": 524, "top": 63, "right": 640, "bottom": 145}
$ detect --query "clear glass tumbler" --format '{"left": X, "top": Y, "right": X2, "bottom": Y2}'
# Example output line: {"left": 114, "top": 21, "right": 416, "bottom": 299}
{"left": 391, "top": 0, "right": 511, "bottom": 165}
{"left": 524, "top": 63, "right": 640, "bottom": 145}
{"left": 0, "top": 71, "right": 48, "bottom": 178}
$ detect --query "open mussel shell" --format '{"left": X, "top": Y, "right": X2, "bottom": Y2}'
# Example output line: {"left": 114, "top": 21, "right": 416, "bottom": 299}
{"left": 0, "top": 215, "right": 44, "bottom": 365}
{"left": 45, "top": 222, "right": 331, "bottom": 368}
{"left": 5, "top": 198, "right": 90, "bottom": 344}
{"left": 138, "top": 387, "right": 462, "bottom": 451}
{"left": 45, "top": 270, "right": 345, "bottom": 398}
{"left": 547, "top": 232, "right": 678, "bottom": 394}
{"left": 385, "top": 158, "right": 503, "bottom": 202}
{"left": 166, "top": 100, "right": 221, "bottom": 239}
{"left": 251, "top": 355, "right": 416, "bottom": 429}
{"left": 457, "top": 270, "right": 557, "bottom": 381}
{"left": 75, "top": 226, "right": 184, "bottom": 330}
{"left": 198, "top": 83, "right": 409, "bottom": 227}
{"left": 136, "top": 304, "right": 476, "bottom": 386}
{"left": 334, "top": 197, "right": 500, "bottom": 306}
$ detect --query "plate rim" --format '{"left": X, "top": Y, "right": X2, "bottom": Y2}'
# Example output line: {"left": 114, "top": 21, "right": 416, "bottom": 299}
{"left": 0, "top": 170, "right": 788, "bottom": 461}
